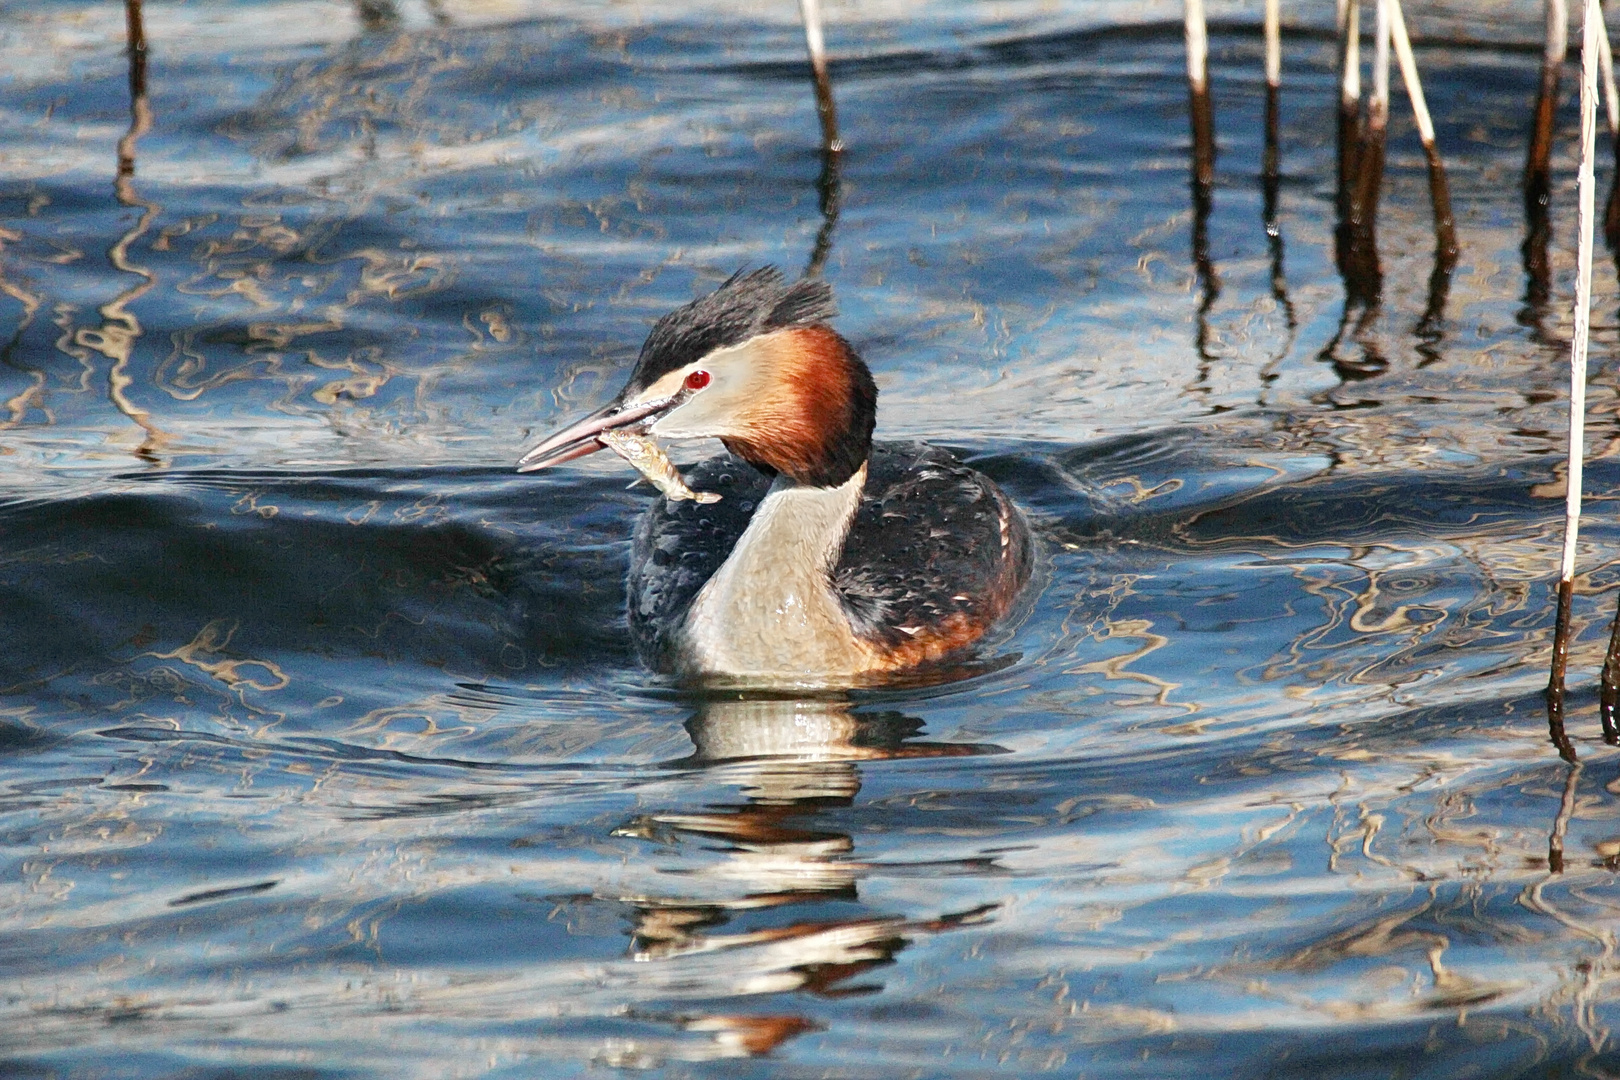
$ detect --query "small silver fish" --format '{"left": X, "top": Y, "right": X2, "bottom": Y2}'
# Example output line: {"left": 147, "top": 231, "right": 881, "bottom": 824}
{"left": 599, "top": 430, "right": 720, "bottom": 504}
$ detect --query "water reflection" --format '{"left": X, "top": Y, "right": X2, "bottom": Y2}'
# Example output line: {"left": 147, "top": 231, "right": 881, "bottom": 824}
{"left": 0, "top": 229, "right": 44, "bottom": 434}
{"left": 1524, "top": 0, "right": 1566, "bottom": 312}
{"left": 10, "top": 5, "right": 1620, "bottom": 1077}
{"left": 1260, "top": 54, "right": 1296, "bottom": 381}
{"left": 598, "top": 697, "right": 1002, "bottom": 1054}
{"left": 1185, "top": 2, "right": 1219, "bottom": 375}
{"left": 72, "top": 0, "right": 171, "bottom": 463}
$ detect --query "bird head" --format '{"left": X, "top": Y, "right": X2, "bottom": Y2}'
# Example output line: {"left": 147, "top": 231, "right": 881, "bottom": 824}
{"left": 517, "top": 268, "right": 877, "bottom": 487}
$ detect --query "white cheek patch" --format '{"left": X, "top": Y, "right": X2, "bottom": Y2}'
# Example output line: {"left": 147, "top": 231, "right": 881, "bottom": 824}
{"left": 643, "top": 337, "right": 777, "bottom": 439}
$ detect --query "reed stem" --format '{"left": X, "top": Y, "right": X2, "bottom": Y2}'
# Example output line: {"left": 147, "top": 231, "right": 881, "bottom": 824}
{"left": 1547, "top": 0, "right": 1602, "bottom": 755}
{"left": 798, "top": 0, "right": 841, "bottom": 153}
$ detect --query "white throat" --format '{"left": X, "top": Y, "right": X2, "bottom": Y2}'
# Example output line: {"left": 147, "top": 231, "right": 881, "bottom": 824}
{"left": 676, "top": 463, "right": 872, "bottom": 683}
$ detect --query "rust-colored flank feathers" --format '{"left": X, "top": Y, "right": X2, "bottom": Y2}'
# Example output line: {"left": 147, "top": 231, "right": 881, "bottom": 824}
{"left": 862, "top": 493, "right": 1029, "bottom": 673}
{"left": 832, "top": 454, "right": 1032, "bottom": 674}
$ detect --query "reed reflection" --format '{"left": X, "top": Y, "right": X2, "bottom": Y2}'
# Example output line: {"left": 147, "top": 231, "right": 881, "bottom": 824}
{"left": 803, "top": 143, "right": 842, "bottom": 281}
{"left": 1521, "top": 0, "right": 1566, "bottom": 336}
{"left": 1327, "top": 0, "right": 1382, "bottom": 383}
{"left": 1323, "top": 0, "right": 1457, "bottom": 385}
{"left": 601, "top": 697, "right": 1001, "bottom": 1050}
{"left": 1261, "top": 77, "right": 1289, "bottom": 322}
{"left": 1257, "top": 2, "right": 1298, "bottom": 393}
{"left": 0, "top": 236, "right": 44, "bottom": 433}
{"left": 1547, "top": 758, "right": 1582, "bottom": 871}
{"left": 73, "top": 0, "right": 170, "bottom": 463}
{"left": 1184, "top": 0, "right": 1219, "bottom": 374}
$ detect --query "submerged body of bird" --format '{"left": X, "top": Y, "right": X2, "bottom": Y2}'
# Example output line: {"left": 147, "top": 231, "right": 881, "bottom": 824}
{"left": 599, "top": 429, "right": 721, "bottom": 504}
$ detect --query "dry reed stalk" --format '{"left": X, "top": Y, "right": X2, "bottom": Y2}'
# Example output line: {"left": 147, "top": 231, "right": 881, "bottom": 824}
{"left": 1388, "top": 0, "right": 1457, "bottom": 259}
{"left": 1264, "top": 0, "right": 1281, "bottom": 91}
{"left": 798, "top": 0, "right": 841, "bottom": 152}
{"left": 1185, "top": 0, "right": 1215, "bottom": 190}
{"left": 1547, "top": 0, "right": 1602, "bottom": 760}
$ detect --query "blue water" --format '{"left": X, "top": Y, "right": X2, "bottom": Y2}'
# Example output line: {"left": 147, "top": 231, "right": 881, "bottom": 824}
{"left": 5, "top": 1, "right": 1620, "bottom": 1076}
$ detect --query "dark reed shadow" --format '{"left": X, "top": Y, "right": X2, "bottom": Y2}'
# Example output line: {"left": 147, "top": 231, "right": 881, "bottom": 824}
{"left": 1185, "top": 0, "right": 1221, "bottom": 384}
{"left": 1548, "top": 758, "right": 1583, "bottom": 869}
{"left": 72, "top": 0, "right": 171, "bottom": 465}
{"left": 1520, "top": 0, "right": 1566, "bottom": 341}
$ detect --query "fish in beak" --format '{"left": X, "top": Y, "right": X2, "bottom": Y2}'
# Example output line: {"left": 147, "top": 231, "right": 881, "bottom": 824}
{"left": 515, "top": 388, "right": 691, "bottom": 474}
{"left": 516, "top": 380, "right": 723, "bottom": 504}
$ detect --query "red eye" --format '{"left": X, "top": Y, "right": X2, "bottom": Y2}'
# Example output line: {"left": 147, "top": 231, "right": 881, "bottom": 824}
{"left": 684, "top": 369, "right": 711, "bottom": 390}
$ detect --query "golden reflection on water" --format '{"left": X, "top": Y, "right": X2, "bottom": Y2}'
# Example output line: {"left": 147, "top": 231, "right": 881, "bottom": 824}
{"left": 13, "top": 2, "right": 1620, "bottom": 1076}
{"left": 9, "top": 642, "right": 1620, "bottom": 1070}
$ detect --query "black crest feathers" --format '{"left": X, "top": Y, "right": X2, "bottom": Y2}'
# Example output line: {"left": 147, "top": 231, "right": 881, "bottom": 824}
{"left": 626, "top": 267, "right": 836, "bottom": 394}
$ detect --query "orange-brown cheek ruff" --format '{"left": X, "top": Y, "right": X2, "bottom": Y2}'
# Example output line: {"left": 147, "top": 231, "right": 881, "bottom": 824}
{"left": 720, "top": 326, "right": 877, "bottom": 489}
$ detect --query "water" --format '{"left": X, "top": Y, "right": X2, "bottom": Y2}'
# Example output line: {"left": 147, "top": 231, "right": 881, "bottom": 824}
{"left": 5, "top": 1, "right": 1620, "bottom": 1076}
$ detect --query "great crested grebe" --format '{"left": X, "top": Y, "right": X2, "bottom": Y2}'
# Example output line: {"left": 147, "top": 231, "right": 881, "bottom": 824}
{"left": 517, "top": 267, "right": 1032, "bottom": 686}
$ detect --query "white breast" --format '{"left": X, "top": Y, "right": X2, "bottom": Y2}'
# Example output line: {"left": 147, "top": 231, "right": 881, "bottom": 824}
{"left": 675, "top": 465, "right": 875, "bottom": 685}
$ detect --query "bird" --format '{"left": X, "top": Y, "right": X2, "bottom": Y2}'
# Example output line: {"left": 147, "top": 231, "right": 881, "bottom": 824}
{"left": 516, "top": 267, "right": 1033, "bottom": 687}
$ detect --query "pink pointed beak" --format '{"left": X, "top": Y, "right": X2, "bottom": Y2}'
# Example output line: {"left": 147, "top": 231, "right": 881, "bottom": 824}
{"left": 515, "top": 393, "right": 681, "bottom": 473}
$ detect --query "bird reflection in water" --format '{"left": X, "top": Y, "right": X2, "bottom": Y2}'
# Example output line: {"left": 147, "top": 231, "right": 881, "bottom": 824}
{"left": 590, "top": 696, "right": 1002, "bottom": 1061}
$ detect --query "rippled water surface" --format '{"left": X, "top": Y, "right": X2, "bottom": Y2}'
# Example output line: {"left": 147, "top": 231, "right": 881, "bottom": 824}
{"left": 10, "top": 1, "right": 1620, "bottom": 1076}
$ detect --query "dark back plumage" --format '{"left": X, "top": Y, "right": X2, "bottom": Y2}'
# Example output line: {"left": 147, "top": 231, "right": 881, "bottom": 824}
{"left": 832, "top": 444, "right": 1032, "bottom": 655}
{"left": 626, "top": 267, "right": 837, "bottom": 395}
